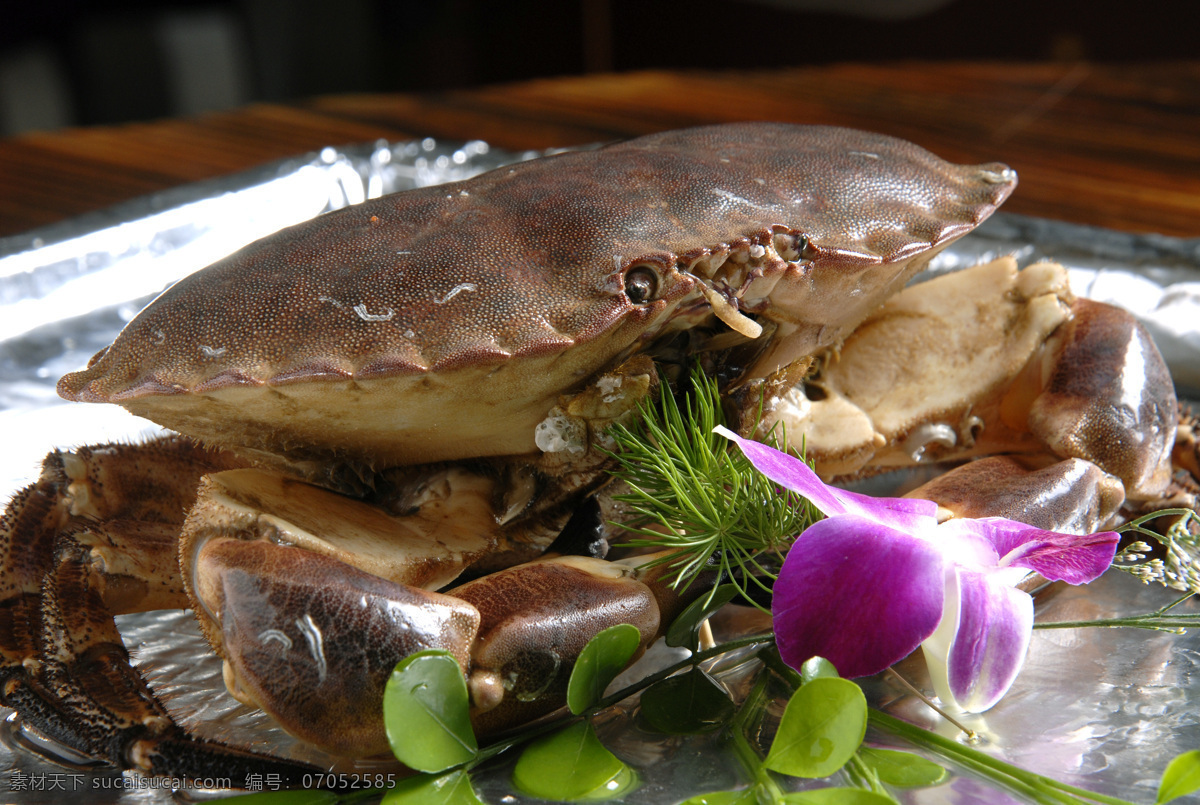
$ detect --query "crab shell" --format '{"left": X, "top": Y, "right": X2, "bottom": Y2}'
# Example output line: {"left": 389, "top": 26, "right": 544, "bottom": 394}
{"left": 57, "top": 123, "right": 1015, "bottom": 476}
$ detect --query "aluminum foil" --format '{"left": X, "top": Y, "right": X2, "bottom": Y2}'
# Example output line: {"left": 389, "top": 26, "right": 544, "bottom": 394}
{"left": 0, "top": 138, "right": 1198, "bottom": 805}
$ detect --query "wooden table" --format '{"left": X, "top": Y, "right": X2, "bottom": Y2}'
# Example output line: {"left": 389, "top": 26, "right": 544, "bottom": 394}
{"left": 1, "top": 61, "right": 1198, "bottom": 240}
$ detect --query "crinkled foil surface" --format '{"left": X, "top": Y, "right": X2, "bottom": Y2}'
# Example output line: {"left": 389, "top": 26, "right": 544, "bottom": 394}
{"left": 0, "top": 139, "right": 1198, "bottom": 804}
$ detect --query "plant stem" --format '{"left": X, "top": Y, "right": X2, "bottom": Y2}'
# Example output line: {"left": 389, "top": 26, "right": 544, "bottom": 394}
{"left": 1033, "top": 616, "right": 1194, "bottom": 631}
{"left": 1035, "top": 592, "right": 1197, "bottom": 632}
{"left": 473, "top": 633, "right": 775, "bottom": 764}
{"left": 757, "top": 642, "right": 803, "bottom": 690}
{"left": 883, "top": 668, "right": 977, "bottom": 739}
{"left": 867, "top": 709, "right": 1138, "bottom": 805}
{"left": 727, "top": 672, "right": 788, "bottom": 803}
{"left": 593, "top": 633, "right": 774, "bottom": 713}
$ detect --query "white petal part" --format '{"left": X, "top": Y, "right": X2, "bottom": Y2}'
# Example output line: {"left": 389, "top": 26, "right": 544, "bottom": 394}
{"left": 923, "top": 566, "right": 1033, "bottom": 713}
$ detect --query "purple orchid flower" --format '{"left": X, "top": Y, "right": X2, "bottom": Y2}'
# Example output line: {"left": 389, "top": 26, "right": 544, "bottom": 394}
{"left": 714, "top": 425, "right": 1119, "bottom": 712}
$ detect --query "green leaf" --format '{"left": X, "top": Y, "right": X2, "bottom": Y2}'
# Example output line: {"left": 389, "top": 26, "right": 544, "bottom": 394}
{"left": 782, "top": 788, "right": 896, "bottom": 804}
{"left": 857, "top": 747, "right": 948, "bottom": 788}
{"left": 567, "top": 623, "right": 643, "bottom": 714}
{"left": 512, "top": 721, "right": 638, "bottom": 801}
{"left": 383, "top": 650, "right": 478, "bottom": 773}
{"left": 382, "top": 769, "right": 485, "bottom": 805}
{"left": 639, "top": 667, "right": 735, "bottom": 734}
{"left": 223, "top": 792, "right": 337, "bottom": 805}
{"left": 799, "top": 657, "right": 840, "bottom": 685}
{"left": 678, "top": 789, "right": 759, "bottom": 805}
{"left": 1158, "top": 749, "right": 1200, "bottom": 803}
{"left": 763, "top": 677, "right": 868, "bottom": 778}
{"left": 666, "top": 584, "right": 739, "bottom": 649}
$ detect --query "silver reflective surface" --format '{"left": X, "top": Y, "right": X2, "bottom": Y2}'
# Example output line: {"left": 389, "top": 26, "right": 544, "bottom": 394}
{"left": 0, "top": 138, "right": 1198, "bottom": 804}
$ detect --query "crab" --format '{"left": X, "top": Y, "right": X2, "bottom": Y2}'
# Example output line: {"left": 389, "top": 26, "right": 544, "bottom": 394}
{"left": 0, "top": 123, "right": 1187, "bottom": 786}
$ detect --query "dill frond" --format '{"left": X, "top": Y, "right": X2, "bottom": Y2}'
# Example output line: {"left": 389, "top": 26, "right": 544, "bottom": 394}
{"left": 603, "top": 367, "right": 819, "bottom": 609}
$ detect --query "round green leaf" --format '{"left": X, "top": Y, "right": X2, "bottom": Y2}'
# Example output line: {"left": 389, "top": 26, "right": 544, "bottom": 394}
{"left": 666, "top": 584, "right": 739, "bottom": 649}
{"left": 382, "top": 769, "right": 485, "bottom": 805}
{"left": 1158, "top": 749, "right": 1200, "bottom": 803}
{"left": 678, "top": 789, "right": 759, "bottom": 805}
{"left": 639, "top": 667, "right": 735, "bottom": 734}
{"left": 383, "top": 650, "right": 478, "bottom": 773}
{"left": 225, "top": 792, "right": 337, "bottom": 805}
{"left": 763, "top": 677, "right": 867, "bottom": 778}
{"left": 857, "top": 746, "right": 948, "bottom": 788}
{"left": 782, "top": 787, "right": 896, "bottom": 805}
{"left": 512, "top": 721, "right": 639, "bottom": 801}
{"left": 577, "top": 765, "right": 638, "bottom": 802}
{"left": 799, "top": 657, "right": 840, "bottom": 685}
{"left": 567, "top": 623, "right": 643, "bottom": 715}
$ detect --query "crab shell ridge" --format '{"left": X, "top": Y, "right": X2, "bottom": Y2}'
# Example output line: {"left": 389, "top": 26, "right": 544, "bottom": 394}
{"left": 58, "top": 123, "right": 1015, "bottom": 472}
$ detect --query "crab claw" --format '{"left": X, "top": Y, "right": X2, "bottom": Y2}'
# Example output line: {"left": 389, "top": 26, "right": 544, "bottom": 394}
{"left": 180, "top": 466, "right": 706, "bottom": 757}
{"left": 451, "top": 555, "right": 667, "bottom": 736}
{"left": 766, "top": 258, "right": 1178, "bottom": 508}
{"left": 189, "top": 542, "right": 700, "bottom": 756}
{"left": 1019, "top": 298, "right": 1178, "bottom": 499}
{"left": 191, "top": 537, "right": 481, "bottom": 757}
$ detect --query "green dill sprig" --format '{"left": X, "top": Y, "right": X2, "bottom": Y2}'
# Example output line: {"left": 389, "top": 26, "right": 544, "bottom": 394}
{"left": 1114, "top": 507, "right": 1200, "bottom": 594}
{"left": 602, "top": 367, "right": 819, "bottom": 608}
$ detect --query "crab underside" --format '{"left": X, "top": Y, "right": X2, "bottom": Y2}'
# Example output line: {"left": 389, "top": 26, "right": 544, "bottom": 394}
{"left": 0, "top": 123, "right": 1196, "bottom": 787}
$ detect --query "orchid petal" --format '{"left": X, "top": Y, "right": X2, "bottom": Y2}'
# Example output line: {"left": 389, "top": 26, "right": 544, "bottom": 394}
{"left": 939, "top": 517, "right": 1118, "bottom": 584}
{"left": 772, "top": 514, "right": 946, "bottom": 678}
{"left": 925, "top": 518, "right": 1001, "bottom": 571}
{"left": 923, "top": 566, "right": 1033, "bottom": 713}
{"left": 715, "top": 427, "right": 1114, "bottom": 712}
{"left": 714, "top": 425, "right": 938, "bottom": 529}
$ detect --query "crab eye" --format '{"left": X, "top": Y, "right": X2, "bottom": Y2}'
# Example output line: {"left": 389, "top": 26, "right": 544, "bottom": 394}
{"left": 624, "top": 266, "right": 659, "bottom": 305}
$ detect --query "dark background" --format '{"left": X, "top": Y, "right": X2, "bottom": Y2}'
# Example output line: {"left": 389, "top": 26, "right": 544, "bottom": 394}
{"left": 2, "top": 0, "right": 1198, "bottom": 135}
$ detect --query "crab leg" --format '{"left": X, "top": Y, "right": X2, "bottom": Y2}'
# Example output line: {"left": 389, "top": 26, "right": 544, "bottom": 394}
{"left": 0, "top": 437, "right": 317, "bottom": 783}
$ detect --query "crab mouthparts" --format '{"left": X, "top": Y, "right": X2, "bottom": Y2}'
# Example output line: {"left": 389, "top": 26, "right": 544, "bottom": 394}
{"left": 676, "top": 234, "right": 798, "bottom": 342}
{"left": 698, "top": 283, "right": 763, "bottom": 339}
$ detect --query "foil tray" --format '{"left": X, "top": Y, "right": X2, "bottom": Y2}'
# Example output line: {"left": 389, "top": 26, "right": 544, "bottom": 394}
{"left": 0, "top": 138, "right": 1198, "bottom": 805}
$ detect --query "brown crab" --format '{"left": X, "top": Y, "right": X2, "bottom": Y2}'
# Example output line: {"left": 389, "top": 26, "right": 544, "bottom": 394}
{"left": 0, "top": 123, "right": 1184, "bottom": 785}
